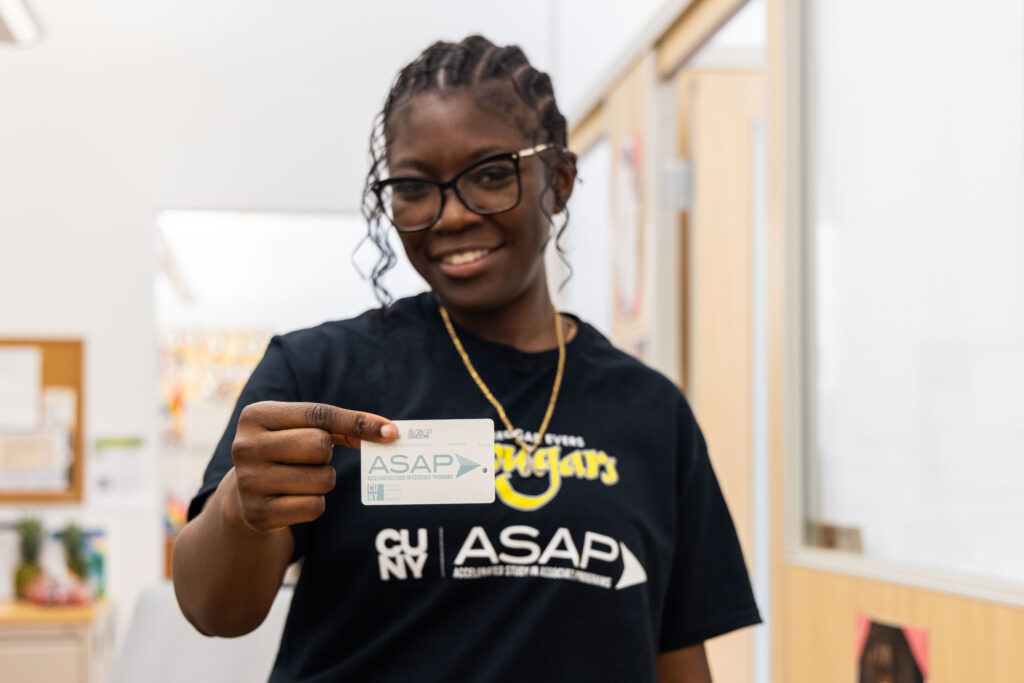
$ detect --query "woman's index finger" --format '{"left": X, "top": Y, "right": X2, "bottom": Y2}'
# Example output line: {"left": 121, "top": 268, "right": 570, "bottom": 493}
{"left": 252, "top": 401, "right": 397, "bottom": 442}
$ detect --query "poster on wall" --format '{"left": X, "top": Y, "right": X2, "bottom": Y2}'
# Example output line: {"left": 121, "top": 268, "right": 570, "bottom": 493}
{"left": 610, "top": 133, "right": 648, "bottom": 360}
{"left": 856, "top": 614, "right": 929, "bottom": 683}
{"left": 0, "top": 433, "right": 71, "bottom": 490}
{"left": 159, "top": 329, "right": 269, "bottom": 446}
{"left": 90, "top": 436, "right": 148, "bottom": 507}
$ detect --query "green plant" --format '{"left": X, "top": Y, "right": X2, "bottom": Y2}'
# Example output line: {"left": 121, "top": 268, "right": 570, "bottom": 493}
{"left": 61, "top": 523, "right": 86, "bottom": 580}
{"left": 14, "top": 517, "right": 43, "bottom": 599}
{"left": 16, "top": 517, "right": 42, "bottom": 564}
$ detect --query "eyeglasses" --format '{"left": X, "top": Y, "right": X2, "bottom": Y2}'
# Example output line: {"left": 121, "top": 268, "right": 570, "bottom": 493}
{"left": 373, "top": 143, "right": 562, "bottom": 233}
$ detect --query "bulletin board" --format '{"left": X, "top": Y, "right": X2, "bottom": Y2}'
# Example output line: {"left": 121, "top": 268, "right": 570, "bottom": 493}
{"left": 0, "top": 339, "right": 84, "bottom": 503}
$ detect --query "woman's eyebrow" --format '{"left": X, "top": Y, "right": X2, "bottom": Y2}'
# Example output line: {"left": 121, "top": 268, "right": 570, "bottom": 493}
{"left": 388, "top": 157, "right": 436, "bottom": 176}
{"left": 389, "top": 145, "right": 514, "bottom": 176}
{"left": 466, "top": 145, "right": 506, "bottom": 160}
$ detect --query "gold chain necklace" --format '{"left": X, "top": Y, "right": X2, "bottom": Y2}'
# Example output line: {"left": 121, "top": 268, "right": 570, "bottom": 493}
{"left": 439, "top": 304, "right": 565, "bottom": 456}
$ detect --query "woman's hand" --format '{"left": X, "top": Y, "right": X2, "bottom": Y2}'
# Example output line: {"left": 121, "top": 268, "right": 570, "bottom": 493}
{"left": 227, "top": 401, "right": 398, "bottom": 534}
{"left": 173, "top": 401, "right": 397, "bottom": 637}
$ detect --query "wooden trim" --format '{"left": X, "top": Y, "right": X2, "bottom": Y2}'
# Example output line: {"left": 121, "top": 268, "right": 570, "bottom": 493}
{"left": 568, "top": 103, "right": 607, "bottom": 156}
{"left": 0, "top": 600, "right": 108, "bottom": 626}
{"left": 675, "top": 73, "right": 695, "bottom": 393}
{"left": 655, "top": 0, "right": 751, "bottom": 78}
{"left": 789, "top": 550, "right": 1024, "bottom": 609}
{"left": 766, "top": 0, "right": 802, "bottom": 680}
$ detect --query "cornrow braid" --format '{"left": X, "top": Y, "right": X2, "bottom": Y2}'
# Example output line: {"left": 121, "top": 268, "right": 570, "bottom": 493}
{"left": 358, "top": 35, "right": 573, "bottom": 307}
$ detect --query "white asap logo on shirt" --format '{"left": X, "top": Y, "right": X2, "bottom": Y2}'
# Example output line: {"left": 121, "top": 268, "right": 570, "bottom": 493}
{"left": 374, "top": 526, "right": 647, "bottom": 590}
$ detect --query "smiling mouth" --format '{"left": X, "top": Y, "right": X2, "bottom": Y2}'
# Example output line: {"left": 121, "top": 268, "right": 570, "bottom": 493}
{"left": 438, "top": 247, "right": 497, "bottom": 266}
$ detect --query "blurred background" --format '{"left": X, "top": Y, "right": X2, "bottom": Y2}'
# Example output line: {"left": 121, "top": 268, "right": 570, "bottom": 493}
{"left": 0, "top": 0, "right": 1021, "bottom": 681}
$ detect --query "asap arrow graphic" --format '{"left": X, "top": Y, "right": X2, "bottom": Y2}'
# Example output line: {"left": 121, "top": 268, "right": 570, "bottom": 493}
{"left": 615, "top": 542, "right": 648, "bottom": 590}
{"left": 455, "top": 454, "right": 481, "bottom": 478}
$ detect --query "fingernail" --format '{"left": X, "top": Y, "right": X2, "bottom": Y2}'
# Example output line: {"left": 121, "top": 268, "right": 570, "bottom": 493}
{"left": 381, "top": 424, "right": 396, "bottom": 439}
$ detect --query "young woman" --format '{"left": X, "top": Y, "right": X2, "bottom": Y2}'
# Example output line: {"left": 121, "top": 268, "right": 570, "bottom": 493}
{"left": 173, "top": 35, "right": 760, "bottom": 682}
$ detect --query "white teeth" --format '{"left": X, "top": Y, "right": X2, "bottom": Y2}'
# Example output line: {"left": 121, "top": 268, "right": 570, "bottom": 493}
{"left": 442, "top": 249, "right": 490, "bottom": 265}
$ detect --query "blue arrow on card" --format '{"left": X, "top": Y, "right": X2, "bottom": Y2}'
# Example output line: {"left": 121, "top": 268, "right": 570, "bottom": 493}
{"left": 455, "top": 454, "right": 481, "bottom": 478}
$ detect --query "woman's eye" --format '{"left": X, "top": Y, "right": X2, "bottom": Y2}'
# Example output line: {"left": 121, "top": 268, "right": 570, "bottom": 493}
{"left": 391, "top": 181, "right": 432, "bottom": 201}
{"left": 470, "top": 164, "right": 516, "bottom": 187}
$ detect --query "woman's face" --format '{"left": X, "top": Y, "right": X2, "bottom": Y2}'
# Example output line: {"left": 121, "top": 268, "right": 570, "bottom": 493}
{"left": 386, "top": 89, "right": 575, "bottom": 316}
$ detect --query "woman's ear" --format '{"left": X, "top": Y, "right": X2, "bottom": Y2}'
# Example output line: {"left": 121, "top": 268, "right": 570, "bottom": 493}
{"left": 552, "top": 150, "right": 578, "bottom": 214}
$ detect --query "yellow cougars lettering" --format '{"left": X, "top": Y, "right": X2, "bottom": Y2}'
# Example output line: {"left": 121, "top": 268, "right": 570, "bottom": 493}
{"left": 494, "top": 443, "right": 526, "bottom": 475}
{"left": 600, "top": 457, "right": 619, "bottom": 485}
{"left": 494, "top": 470, "right": 561, "bottom": 511}
{"left": 493, "top": 444, "right": 619, "bottom": 511}
{"left": 530, "top": 446, "right": 561, "bottom": 475}
{"left": 558, "top": 450, "right": 586, "bottom": 477}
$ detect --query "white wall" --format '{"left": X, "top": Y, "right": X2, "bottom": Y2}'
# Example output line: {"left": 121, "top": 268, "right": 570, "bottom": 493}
{"left": 156, "top": 211, "right": 426, "bottom": 333}
{"left": 551, "top": 0, "right": 671, "bottom": 120}
{"left": 0, "top": 0, "right": 552, "bottom": 652}
{"left": 550, "top": 139, "right": 613, "bottom": 336}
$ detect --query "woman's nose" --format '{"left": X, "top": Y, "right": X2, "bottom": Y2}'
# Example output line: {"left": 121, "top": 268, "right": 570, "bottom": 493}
{"left": 431, "top": 187, "right": 478, "bottom": 233}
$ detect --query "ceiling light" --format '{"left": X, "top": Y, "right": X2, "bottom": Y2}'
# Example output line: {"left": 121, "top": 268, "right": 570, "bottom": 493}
{"left": 0, "top": 0, "right": 43, "bottom": 47}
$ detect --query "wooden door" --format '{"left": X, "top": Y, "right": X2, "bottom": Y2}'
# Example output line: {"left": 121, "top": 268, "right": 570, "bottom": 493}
{"left": 676, "top": 69, "right": 765, "bottom": 683}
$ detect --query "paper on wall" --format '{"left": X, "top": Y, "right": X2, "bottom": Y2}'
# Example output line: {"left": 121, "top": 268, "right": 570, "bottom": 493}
{"left": 90, "top": 436, "right": 149, "bottom": 507}
{"left": 0, "top": 346, "right": 42, "bottom": 431}
{"left": 0, "top": 431, "right": 71, "bottom": 490}
{"left": 43, "top": 386, "right": 77, "bottom": 432}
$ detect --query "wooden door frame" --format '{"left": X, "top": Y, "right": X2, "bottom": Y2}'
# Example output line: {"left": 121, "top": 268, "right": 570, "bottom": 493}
{"left": 765, "top": 1, "right": 802, "bottom": 680}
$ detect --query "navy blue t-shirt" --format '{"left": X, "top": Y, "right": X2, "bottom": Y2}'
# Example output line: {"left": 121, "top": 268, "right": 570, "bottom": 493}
{"left": 189, "top": 292, "right": 760, "bottom": 682}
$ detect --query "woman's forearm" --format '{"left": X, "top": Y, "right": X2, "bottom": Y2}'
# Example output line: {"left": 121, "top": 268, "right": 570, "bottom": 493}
{"left": 172, "top": 468, "right": 295, "bottom": 637}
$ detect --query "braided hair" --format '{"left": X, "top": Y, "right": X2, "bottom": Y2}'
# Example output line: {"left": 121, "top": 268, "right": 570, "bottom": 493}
{"left": 359, "top": 35, "right": 573, "bottom": 306}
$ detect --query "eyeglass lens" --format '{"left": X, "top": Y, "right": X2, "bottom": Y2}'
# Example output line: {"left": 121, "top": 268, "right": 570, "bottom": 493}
{"left": 381, "top": 157, "right": 520, "bottom": 231}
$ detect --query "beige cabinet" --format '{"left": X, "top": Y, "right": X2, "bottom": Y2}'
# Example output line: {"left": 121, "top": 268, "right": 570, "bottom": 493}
{"left": 0, "top": 602, "right": 114, "bottom": 683}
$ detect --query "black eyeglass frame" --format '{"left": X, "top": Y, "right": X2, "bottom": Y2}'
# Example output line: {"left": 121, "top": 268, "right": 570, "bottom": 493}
{"left": 372, "top": 142, "right": 564, "bottom": 233}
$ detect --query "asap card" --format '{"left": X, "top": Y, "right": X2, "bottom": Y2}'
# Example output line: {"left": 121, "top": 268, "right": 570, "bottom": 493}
{"left": 361, "top": 419, "right": 495, "bottom": 505}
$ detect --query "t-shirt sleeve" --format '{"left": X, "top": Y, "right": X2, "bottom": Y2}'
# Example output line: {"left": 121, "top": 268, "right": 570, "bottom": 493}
{"left": 658, "top": 403, "right": 762, "bottom": 652}
{"left": 186, "top": 335, "right": 310, "bottom": 559}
